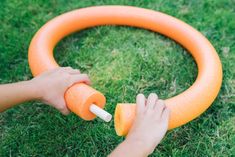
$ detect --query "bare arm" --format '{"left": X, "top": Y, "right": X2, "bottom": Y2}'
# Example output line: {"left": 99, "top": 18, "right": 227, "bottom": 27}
{"left": 0, "top": 67, "right": 90, "bottom": 114}
{"left": 109, "top": 138, "right": 150, "bottom": 157}
{"left": 0, "top": 81, "right": 38, "bottom": 112}
{"left": 109, "top": 94, "right": 170, "bottom": 157}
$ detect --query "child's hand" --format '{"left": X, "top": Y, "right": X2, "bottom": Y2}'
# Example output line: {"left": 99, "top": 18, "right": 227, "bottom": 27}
{"left": 30, "top": 67, "right": 90, "bottom": 115}
{"left": 126, "top": 93, "right": 170, "bottom": 155}
{"left": 109, "top": 93, "right": 170, "bottom": 157}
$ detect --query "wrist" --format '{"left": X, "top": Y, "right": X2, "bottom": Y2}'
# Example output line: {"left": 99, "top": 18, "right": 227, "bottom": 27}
{"left": 124, "top": 138, "right": 153, "bottom": 156}
{"left": 26, "top": 79, "right": 43, "bottom": 100}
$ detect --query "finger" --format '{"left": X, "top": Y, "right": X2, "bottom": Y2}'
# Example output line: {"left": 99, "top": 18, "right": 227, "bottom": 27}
{"left": 54, "top": 98, "right": 70, "bottom": 115}
{"left": 68, "top": 69, "right": 81, "bottom": 75}
{"left": 136, "top": 94, "right": 146, "bottom": 115}
{"left": 62, "top": 67, "right": 81, "bottom": 74}
{"left": 161, "top": 107, "right": 170, "bottom": 126}
{"left": 60, "top": 67, "right": 73, "bottom": 71}
{"left": 69, "top": 74, "right": 91, "bottom": 86}
{"left": 53, "top": 67, "right": 69, "bottom": 72}
{"left": 146, "top": 93, "right": 158, "bottom": 110}
{"left": 162, "top": 107, "right": 170, "bottom": 120}
{"left": 60, "top": 108, "right": 70, "bottom": 115}
{"left": 154, "top": 99, "right": 166, "bottom": 118}
{"left": 41, "top": 68, "right": 59, "bottom": 76}
{"left": 58, "top": 67, "right": 80, "bottom": 73}
{"left": 47, "top": 67, "right": 70, "bottom": 75}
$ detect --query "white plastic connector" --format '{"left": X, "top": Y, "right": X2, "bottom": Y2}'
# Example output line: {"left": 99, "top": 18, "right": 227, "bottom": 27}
{"left": 89, "top": 104, "right": 112, "bottom": 122}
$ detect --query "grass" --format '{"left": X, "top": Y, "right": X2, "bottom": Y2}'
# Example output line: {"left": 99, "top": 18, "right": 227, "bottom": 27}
{"left": 0, "top": 0, "right": 234, "bottom": 156}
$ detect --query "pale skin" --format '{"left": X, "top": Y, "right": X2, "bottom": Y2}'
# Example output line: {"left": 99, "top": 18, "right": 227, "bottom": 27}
{"left": 0, "top": 67, "right": 90, "bottom": 114}
{"left": 0, "top": 67, "right": 169, "bottom": 156}
{"left": 109, "top": 94, "right": 170, "bottom": 157}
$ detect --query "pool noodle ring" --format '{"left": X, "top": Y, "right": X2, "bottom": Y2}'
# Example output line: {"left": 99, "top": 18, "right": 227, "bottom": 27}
{"left": 28, "top": 6, "right": 222, "bottom": 136}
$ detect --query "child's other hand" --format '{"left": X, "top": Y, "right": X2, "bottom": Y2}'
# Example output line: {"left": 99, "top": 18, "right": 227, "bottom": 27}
{"left": 30, "top": 67, "right": 90, "bottom": 115}
{"left": 126, "top": 93, "right": 170, "bottom": 155}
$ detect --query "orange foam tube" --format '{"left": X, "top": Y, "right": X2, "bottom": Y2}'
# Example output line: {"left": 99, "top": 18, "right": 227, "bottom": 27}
{"left": 65, "top": 83, "right": 106, "bottom": 120}
{"left": 115, "top": 104, "right": 136, "bottom": 135}
{"left": 28, "top": 6, "right": 222, "bottom": 134}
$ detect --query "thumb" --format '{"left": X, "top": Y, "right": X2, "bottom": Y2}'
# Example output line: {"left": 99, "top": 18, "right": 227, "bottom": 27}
{"left": 52, "top": 97, "right": 70, "bottom": 115}
{"left": 69, "top": 74, "right": 91, "bottom": 86}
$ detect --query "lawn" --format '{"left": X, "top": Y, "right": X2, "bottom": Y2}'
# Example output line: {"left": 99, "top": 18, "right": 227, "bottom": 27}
{"left": 0, "top": 0, "right": 234, "bottom": 156}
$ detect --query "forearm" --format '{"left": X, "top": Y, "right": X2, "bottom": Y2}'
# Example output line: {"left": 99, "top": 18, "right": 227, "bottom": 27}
{"left": 109, "top": 139, "right": 151, "bottom": 157}
{"left": 0, "top": 80, "right": 39, "bottom": 112}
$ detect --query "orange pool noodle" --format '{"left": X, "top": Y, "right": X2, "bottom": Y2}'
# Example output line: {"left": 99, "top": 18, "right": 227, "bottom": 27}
{"left": 28, "top": 6, "right": 222, "bottom": 135}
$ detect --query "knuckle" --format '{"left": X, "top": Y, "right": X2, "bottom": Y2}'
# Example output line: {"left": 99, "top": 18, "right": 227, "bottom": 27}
{"left": 54, "top": 67, "right": 61, "bottom": 71}
{"left": 57, "top": 67, "right": 64, "bottom": 71}
{"left": 66, "top": 66, "right": 73, "bottom": 70}
{"left": 51, "top": 68, "right": 60, "bottom": 73}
